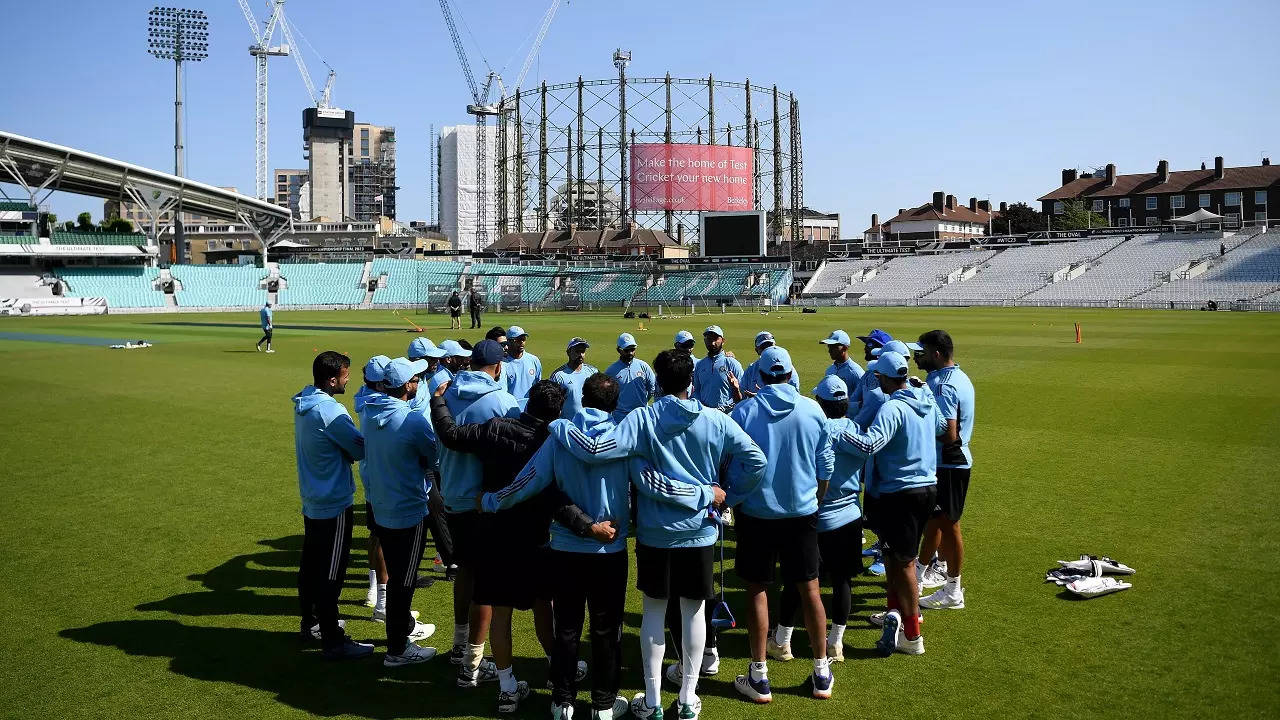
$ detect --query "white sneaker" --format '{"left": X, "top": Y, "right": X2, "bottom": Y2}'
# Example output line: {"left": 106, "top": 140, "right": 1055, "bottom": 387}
{"left": 308, "top": 618, "right": 346, "bottom": 640}
{"left": 700, "top": 647, "right": 719, "bottom": 675}
{"left": 630, "top": 692, "right": 662, "bottom": 719}
{"left": 600, "top": 696, "right": 629, "bottom": 719}
{"left": 265, "top": 349, "right": 275, "bottom": 353}
{"left": 383, "top": 642, "right": 437, "bottom": 667}
{"left": 919, "top": 562, "right": 948, "bottom": 590}
{"left": 255, "top": 345, "right": 261, "bottom": 352}
{"left": 408, "top": 620, "right": 437, "bottom": 641}
{"left": 920, "top": 581, "right": 965, "bottom": 610}
{"left": 676, "top": 698, "right": 702, "bottom": 719}
{"left": 497, "top": 680, "right": 531, "bottom": 714}
{"left": 896, "top": 629, "right": 925, "bottom": 655}
{"left": 553, "top": 701, "right": 575, "bottom": 720}
{"left": 765, "top": 638, "right": 793, "bottom": 662}
{"left": 826, "top": 641, "right": 844, "bottom": 663}
{"left": 372, "top": 608, "right": 419, "bottom": 623}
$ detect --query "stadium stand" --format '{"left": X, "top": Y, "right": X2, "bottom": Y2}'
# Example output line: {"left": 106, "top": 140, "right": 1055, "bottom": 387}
{"left": 845, "top": 249, "right": 996, "bottom": 301}
{"left": 924, "top": 237, "right": 1124, "bottom": 301}
{"left": 51, "top": 231, "right": 146, "bottom": 246}
{"left": 277, "top": 263, "right": 365, "bottom": 306}
{"left": 0, "top": 269, "right": 56, "bottom": 297}
{"left": 171, "top": 264, "right": 266, "bottom": 307}
{"left": 0, "top": 201, "right": 35, "bottom": 212}
{"left": 371, "top": 258, "right": 463, "bottom": 305}
{"left": 1128, "top": 230, "right": 1280, "bottom": 304}
{"left": 56, "top": 266, "right": 165, "bottom": 308}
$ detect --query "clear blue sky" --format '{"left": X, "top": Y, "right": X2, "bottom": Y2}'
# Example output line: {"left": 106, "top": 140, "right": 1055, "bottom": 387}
{"left": 3, "top": 0, "right": 1278, "bottom": 235}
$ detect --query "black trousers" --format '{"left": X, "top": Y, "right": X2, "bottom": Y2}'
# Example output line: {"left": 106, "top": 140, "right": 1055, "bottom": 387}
{"left": 469, "top": 305, "right": 482, "bottom": 328}
{"left": 298, "top": 505, "right": 354, "bottom": 649}
{"left": 425, "top": 474, "right": 454, "bottom": 567}
{"left": 256, "top": 329, "right": 272, "bottom": 347}
{"left": 550, "top": 550, "right": 628, "bottom": 710}
{"left": 375, "top": 516, "right": 428, "bottom": 654}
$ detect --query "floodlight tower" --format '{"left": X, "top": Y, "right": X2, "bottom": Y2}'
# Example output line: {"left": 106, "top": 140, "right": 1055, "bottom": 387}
{"left": 147, "top": 6, "right": 208, "bottom": 263}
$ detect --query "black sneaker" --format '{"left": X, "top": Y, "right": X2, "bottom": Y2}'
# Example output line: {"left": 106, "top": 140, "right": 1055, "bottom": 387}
{"left": 444, "top": 565, "right": 458, "bottom": 582}
{"left": 414, "top": 574, "right": 435, "bottom": 589}
{"left": 323, "top": 637, "right": 376, "bottom": 661}
{"left": 448, "top": 643, "right": 465, "bottom": 665}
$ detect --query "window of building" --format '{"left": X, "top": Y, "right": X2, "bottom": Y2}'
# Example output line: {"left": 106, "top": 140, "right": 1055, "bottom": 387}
{"left": 1170, "top": 195, "right": 1185, "bottom": 209}
{"left": 360, "top": 128, "right": 369, "bottom": 138}
{"left": 1256, "top": 190, "right": 1268, "bottom": 205}
{"left": 1088, "top": 199, "right": 1102, "bottom": 212}
{"left": 1145, "top": 196, "right": 1158, "bottom": 210}
{"left": 1118, "top": 197, "right": 1130, "bottom": 208}
{"left": 1256, "top": 212, "right": 1269, "bottom": 222}
{"left": 1225, "top": 191, "right": 1242, "bottom": 206}
{"left": 1145, "top": 216, "right": 1159, "bottom": 226}
{"left": 1053, "top": 201, "right": 1064, "bottom": 214}
{"left": 1199, "top": 193, "right": 1211, "bottom": 208}
{"left": 277, "top": 175, "right": 286, "bottom": 182}
{"left": 1224, "top": 212, "right": 1240, "bottom": 226}
{"left": 1116, "top": 217, "right": 1129, "bottom": 227}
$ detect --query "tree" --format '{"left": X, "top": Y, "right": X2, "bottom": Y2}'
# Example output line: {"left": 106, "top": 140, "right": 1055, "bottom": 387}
{"left": 99, "top": 215, "right": 134, "bottom": 233}
{"left": 1053, "top": 200, "right": 1109, "bottom": 231}
{"left": 997, "top": 202, "right": 1046, "bottom": 235}
{"left": 62, "top": 220, "right": 75, "bottom": 232}
{"left": 75, "top": 212, "right": 95, "bottom": 232}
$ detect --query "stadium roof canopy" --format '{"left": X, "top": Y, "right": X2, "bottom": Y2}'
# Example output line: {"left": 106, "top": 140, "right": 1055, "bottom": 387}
{"left": 0, "top": 130, "right": 291, "bottom": 248}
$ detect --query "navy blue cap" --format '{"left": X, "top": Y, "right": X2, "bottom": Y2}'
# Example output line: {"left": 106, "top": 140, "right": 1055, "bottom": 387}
{"left": 472, "top": 339, "right": 505, "bottom": 366}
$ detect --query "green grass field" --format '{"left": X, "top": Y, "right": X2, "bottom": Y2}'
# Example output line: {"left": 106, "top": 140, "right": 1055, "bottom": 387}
{"left": 2, "top": 306, "right": 1278, "bottom": 719}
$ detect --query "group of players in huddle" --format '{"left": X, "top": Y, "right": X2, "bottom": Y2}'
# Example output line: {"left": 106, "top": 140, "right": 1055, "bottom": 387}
{"left": 292, "top": 321, "right": 975, "bottom": 720}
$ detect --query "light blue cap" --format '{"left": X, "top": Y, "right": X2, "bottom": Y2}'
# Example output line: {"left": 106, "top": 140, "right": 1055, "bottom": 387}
{"left": 440, "top": 340, "right": 470, "bottom": 358}
{"left": 617, "top": 332, "right": 637, "bottom": 349}
{"left": 813, "top": 375, "right": 849, "bottom": 401}
{"left": 363, "top": 354, "right": 392, "bottom": 383}
{"left": 754, "top": 330, "right": 775, "bottom": 349}
{"left": 674, "top": 330, "right": 695, "bottom": 344}
{"left": 758, "top": 346, "right": 793, "bottom": 377}
{"left": 869, "top": 351, "right": 909, "bottom": 379}
{"left": 408, "top": 337, "right": 446, "bottom": 359}
{"left": 871, "top": 339, "right": 910, "bottom": 357}
{"left": 384, "top": 357, "right": 429, "bottom": 388}
{"left": 506, "top": 325, "right": 527, "bottom": 339}
{"left": 820, "top": 329, "right": 851, "bottom": 346}
{"left": 703, "top": 325, "right": 725, "bottom": 338}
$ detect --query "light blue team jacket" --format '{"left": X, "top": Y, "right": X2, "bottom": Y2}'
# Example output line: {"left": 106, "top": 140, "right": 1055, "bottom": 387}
{"left": 438, "top": 370, "right": 521, "bottom": 512}
{"left": 820, "top": 416, "right": 863, "bottom": 532}
{"left": 427, "top": 366, "right": 454, "bottom": 394}
{"left": 740, "top": 358, "right": 800, "bottom": 395}
{"left": 692, "top": 352, "right": 744, "bottom": 409}
{"left": 547, "top": 395, "right": 767, "bottom": 548}
{"left": 482, "top": 407, "right": 632, "bottom": 554}
{"left": 835, "top": 385, "right": 944, "bottom": 497}
{"left": 604, "top": 357, "right": 656, "bottom": 423}
{"left": 729, "top": 383, "right": 833, "bottom": 519}
{"left": 551, "top": 362, "right": 600, "bottom": 419}
{"left": 260, "top": 306, "right": 273, "bottom": 330}
{"left": 927, "top": 364, "right": 975, "bottom": 469}
{"left": 504, "top": 352, "right": 543, "bottom": 401}
{"left": 357, "top": 392, "right": 434, "bottom": 529}
{"left": 825, "top": 358, "right": 864, "bottom": 418}
{"left": 293, "top": 386, "right": 364, "bottom": 519}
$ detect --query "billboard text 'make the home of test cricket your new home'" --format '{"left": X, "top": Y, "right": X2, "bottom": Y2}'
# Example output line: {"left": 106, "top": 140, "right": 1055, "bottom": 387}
{"left": 630, "top": 143, "right": 754, "bottom": 212}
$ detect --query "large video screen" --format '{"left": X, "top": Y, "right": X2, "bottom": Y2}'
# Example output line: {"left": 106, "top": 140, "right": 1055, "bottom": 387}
{"left": 701, "top": 211, "right": 765, "bottom": 257}
{"left": 630, "top": 143, "right": 753, "bottom": 212}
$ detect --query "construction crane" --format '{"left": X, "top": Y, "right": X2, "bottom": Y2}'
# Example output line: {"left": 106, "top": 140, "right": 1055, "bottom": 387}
{"left": 438, "top": 0, "right": 562, "bottom": 248}
{"left": 238, "top": 0, "right": 336, "bottom": 201}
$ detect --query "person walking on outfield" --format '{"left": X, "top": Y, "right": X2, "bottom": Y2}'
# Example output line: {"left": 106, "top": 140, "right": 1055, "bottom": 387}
{"left": 915, "top": 330, "right": 975, "bottom": 611}
{"left": 728, "top": 346, "right": 836, "bottom": 702}
{"left": 605, "top": 333, "right": 656, "bottom": 423}
{"left": 776, "top": 375, "right": 864, "bottom": 664}
{"left": 692, "top": 325, "right": 744, "bottom": 412}
{"left": 292, "top": 351, "right": 374, "bottom": 659}
{"left": 834, "top": 351, "right": 942, "bottom": 656}
{"left": 820, "top": 330, "right": 862, "bottom": 413}
{"left": 256, "top": 302, "right": 275, "bottom": 353}
{"left": 479, "top": 373, "right": 634, "bottom": 720}
{"left": 547, "top": 349, "right": 767, "bottom": 720}
{"left": 438, "top": 341, "right": 522, "bottom": 679}
{"left": 359, "top": 357, "right": 441, "bottom": 667}
{"left": 469, "top": 287, "right": 484, "bottom": 329}
{"left": 552, "top": 337, "right": 600, "bottom": 420}
{"left": 503, "top": 325, "right": 542, "bottom": 404}
{"left": 449, "top": 290, "right": 463, "bottom": 330}
{"left": 739, "top": 331, "right": 799, "bottom": 398}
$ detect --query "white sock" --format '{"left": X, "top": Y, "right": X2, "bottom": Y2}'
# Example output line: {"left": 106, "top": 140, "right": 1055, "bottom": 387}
{"left": 465, "top": 643, "right": 486, "bottom": 672}
{"left": 374, "top": 585, "right": 387, "bottom": 613}
{"left": 678, "top": 598, "right": 706, "bottom": 705}
{"left": 497, "top": 665, "right": 516, "bottom": 693}
{"left": 774, "top": 625, "right": 793, "bottom": 646}
{"left": 813, "top": 657, "right": 830, "bottom": 677}
{"left": 368, "top": 569, "right": 378, "bottom": 594}
{"left": 827, "top": 624, "right": 845, "bottom": 647}
{"left": 453, "top": 622, "right": 469, "bottom": 647}
{"left": 639, "top": 595, "right": 667, "bottom": 709}
{"left": 749, "top": 660, "right": 767, "bottom": 681}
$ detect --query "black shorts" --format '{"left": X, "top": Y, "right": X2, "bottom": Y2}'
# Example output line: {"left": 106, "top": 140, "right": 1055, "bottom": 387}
{"left": 817, "top": 516, "right": 864, "bottom": 580}
{"left": 933, "top": 467, "right": 971, "bottom": 523}
{"left": 874, "top": 486, "right": 937, "bottom": 565}
{"left": 450, "top": 308, "right": 461, "bottom": 317}
{"left": 473, "top": 542, "right": 552, "bottom": 610}
{"left": 635, "top": 543, "right": 714, "bottom": 600}
{"left": 733, "top": 512, "right": 820, "bottom": 585}
{"left": 862, "top": 493, "right": 879, "bottom": 536}
{"left": 445, "top": 511, "right": 480, "bottom": 567}
{"left": 364, "top": 501, "right": 378, "bottom": 535}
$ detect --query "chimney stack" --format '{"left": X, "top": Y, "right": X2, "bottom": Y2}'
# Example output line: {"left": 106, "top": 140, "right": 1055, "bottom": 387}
{"left": 932, "top": 192, "right": 944, "bottom": 212}
{"left": 871, "top": 213, "right": 879, "bottom": 228}
{"left": 1264, "top": 157, "right": 1272, "bottom": 166}
{"left": 1062, "top": 168, "right": 1078, "bottom": 186}
{"left": 968, "top": 197, "right": 978, "bottom": 212}
{"left": 1106, "top": 163, "right": 1116, "bottom": 186}
{"left": 978, "top": 200, "right": 991, "bottom": 212}
{"left": 945, "top": 194, "right": 956, "bottom": 210}
{"left": 999, "top": 201, "right": 1008, "bottom": 213}
{"left": 898, "top": 208, "right": 906, "bottom": 216}
{"left": 1157, "top": 159, "right": 1169, "bottom": 184}
{"left": 1214, "top": 156, "right": 1224, "bottom": 180}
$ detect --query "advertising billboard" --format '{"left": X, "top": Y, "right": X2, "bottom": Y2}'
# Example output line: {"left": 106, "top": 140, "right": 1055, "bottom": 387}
{"left": 630, "top": 143, "right": 753, "bottom": 212}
